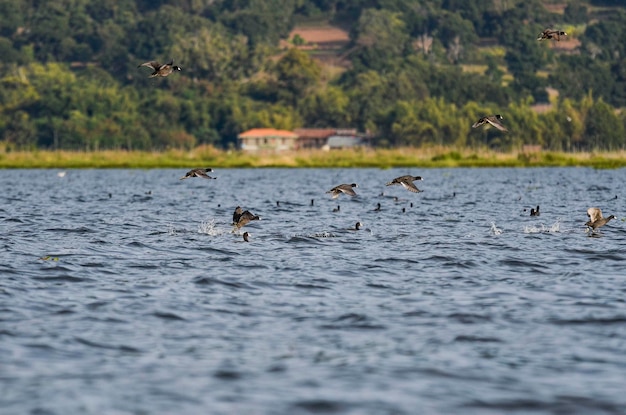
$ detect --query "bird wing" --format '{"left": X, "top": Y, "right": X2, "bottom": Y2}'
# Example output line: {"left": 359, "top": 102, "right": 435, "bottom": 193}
{"left": 587, "top": 207, "right": 602, "bottom": 223}
{"left": 401, "top": 180, "right": 420, "bottom": 193}
{"left": 339, "top": 186, "right": 357, "bottom": 197}
{"left": 486, "top": 117, "right": 508, "bottom": 131}
{"left": 471, "top": 118, "right": 487, "bottom": 128}
{"left": 195, "top": 170, "right": 212, "bottom": 179}
{"left": 138, "top": 61, "right": 160, "bottom": 70}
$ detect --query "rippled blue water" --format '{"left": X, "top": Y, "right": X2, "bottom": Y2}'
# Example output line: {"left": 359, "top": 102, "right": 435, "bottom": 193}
{"left": 1, "top": 167, "right": 626, "bottom": 415}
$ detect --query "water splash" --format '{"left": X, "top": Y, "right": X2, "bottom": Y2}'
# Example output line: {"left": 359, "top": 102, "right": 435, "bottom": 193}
{"left": 490, "top": 222, "right": 503, "bottom": 236}
{"left": 197, "top": 218, "right": 224, "bottom": 236}
{"left": 524, "top": 220, "right": 561, "bottom": 234}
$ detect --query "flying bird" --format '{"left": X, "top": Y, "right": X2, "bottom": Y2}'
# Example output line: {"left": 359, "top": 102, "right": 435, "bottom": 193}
{"left": 537, "top": 29, "right": 567, "bottom": 41}
{"left": 585, "top": 207, "right": 616, "bottom": 231}
{"left": 327, "top": 183, "right": 358, "bottom": 199}
{"left": 179, "top": 168, "right": 215, "bottom": 180}
{"left": 137, "top": 60, "right": 182, "bottom": 77}
{"left": 386, "top": 175, "right": 423, "bottom": 193}
{"left": 472, "top": 115, "right": 508, "bottom": 132}
{"left": 232, "top": 207, "right": 260, "bottom": 229}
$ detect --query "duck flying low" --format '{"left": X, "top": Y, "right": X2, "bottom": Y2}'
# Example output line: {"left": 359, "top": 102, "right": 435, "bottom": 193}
{"left": 233, "top": 206, "right": 260, "bottom": 229}
{"left": 472, "top": 115, "right": 508, "bottom": 132}
{"left": 137, "top": 60, "right": 182, "bottom": 77}
{"left": 585, "top": 207, "right": 616, "bottom": 231}
{"left": 537, "top": 29, "right": 567, "bottom": 41}
{"left": 327, "top": 183, "right": 358, "bottom": 199}
{"left": 386, "top": 175, "right": 423, "bottom": 193}
{"left": 180, "top": 168, "right": 215, "bottom": 180}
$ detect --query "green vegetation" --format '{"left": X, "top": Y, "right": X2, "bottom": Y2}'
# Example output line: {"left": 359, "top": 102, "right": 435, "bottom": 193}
{"left": 1, "top": 0, "right": 626, "bottom": 155}
{"left": 2, "top": 146, "right": 626, "bottom": 169}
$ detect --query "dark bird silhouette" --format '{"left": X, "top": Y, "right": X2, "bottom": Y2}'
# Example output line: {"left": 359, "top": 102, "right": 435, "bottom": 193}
{"left": 374, "top": 202, "right": 382, "bottom": 212}
{"left": 348, "top": 222, "right": 362, "bottom": 231}
{"left": 472, "top": 115, "right": 508, "bottom": 132}
{"left": 137, "top": 60, "right": 182, "bottom": 77}
{"left": 530, "top": 206, "right": 540, "bottom": 217}
{"left": 585, "top": 207, "right": 616, "bottom": 231}
{"left": 386, "top": 175, "right": 423, "bottom": 193}
{"left": 233, "top": 206, "right": 243, "bottom": 224}
{"left": 180, "top": 168, "right": 215, "bottom": 180}
{"left": 243, "top": 232, "right": 250, "bottom": 242}
{"left": 327, "top": 183, "right": 358, "bottom": 199}
{"left": 233, "top": 208, "right": 260, "bottom": 229}
{"left": 332, "top": 205, "right": 341, "bottom": 212}
{"left": 537, "top": 29, "right": 567, "bottom": 41}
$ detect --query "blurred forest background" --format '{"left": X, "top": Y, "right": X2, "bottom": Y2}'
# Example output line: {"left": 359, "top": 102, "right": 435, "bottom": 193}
{"left": 1, "top": 0, "right": 626, "bottom": 152}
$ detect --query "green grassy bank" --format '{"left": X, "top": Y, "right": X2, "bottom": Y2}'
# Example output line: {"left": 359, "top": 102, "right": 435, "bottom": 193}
{"left": 1, "top": 146, "right": 626, "bottom": 169}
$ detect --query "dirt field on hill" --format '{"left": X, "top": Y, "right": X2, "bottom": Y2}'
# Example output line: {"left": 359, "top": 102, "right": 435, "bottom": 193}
{"left": 287, "top": 26, "right": 350, "bottom": 48}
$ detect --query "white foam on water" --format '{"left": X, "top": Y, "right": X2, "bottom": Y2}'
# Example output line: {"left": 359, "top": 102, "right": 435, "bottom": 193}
{"left": 490, "top": 222, "right": 503, "bottom": 236}
{"left": 524, "top": 220, "right": 561, "bottom": 234}
{"left": 197, "top": 218, "right": 225, "bottom": 236}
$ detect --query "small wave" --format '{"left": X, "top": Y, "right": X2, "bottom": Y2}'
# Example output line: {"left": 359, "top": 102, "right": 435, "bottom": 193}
{"left": 291, "top": 400, "right": 347, "bottom": 413}
{"left": 454, "top": 335, "right": 503, "bottom": 343}
{"left": 152, "top": 311, "right": 186, "bottom": 321}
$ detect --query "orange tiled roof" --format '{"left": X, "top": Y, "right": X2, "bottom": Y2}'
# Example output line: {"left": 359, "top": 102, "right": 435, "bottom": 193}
{"left": 238, "top": 128, "right": 298, "bottom": 138}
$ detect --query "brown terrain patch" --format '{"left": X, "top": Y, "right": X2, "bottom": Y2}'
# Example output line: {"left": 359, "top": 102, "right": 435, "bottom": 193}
{"left": 544, "top": 3, "right": 567, "bottom": 14}
{"left": 280, "top": 25, "right": 352, "bottom": 67}
{"left": 287, "top": 26, "right": 350, "bottom": 49}
{"left": 549, "top": 37, "right": 581, "bottom": 53}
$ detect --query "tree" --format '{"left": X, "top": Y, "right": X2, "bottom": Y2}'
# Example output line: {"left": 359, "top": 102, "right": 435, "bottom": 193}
{"left": 273, "top": 48, "right": 321, "bottom": 104}
{"left": 350, "top": 8, "right": 409, "bottom": 71}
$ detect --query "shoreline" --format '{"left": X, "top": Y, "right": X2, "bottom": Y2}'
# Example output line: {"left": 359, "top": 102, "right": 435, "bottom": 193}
{"left": 1, "top": 147, "right": 626, "bottom": 169}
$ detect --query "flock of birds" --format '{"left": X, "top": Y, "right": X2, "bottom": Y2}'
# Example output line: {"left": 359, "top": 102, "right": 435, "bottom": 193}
{"left": 145, "top": 28, "right": 617, "bottom": 238}
{"left": 179, "top": 167, "right": 616, "bottom": 240}
{"left": 466, "top": 29, "right": 618, "bottom": 233}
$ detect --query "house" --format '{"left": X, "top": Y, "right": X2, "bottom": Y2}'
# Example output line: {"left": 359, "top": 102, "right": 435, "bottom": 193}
{"left": 238, "top": 128, "right": 299, "bottom": 152}
{"left": 324, "top": 129, "right": 371, "bottom": 150}
{"left": 238, "top": 127, "right": 372, "bottom": 151}
{"left": 293, "top": 128, "right": 336, "bottom": 149}
{"left": 296, "top": 128, "right": 371, "bottom": 150}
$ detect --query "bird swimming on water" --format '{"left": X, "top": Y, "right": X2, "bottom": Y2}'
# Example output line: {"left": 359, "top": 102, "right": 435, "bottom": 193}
{"left": 180, "top": 168, "right": 215, "bottom": 180}
{"left": 530, "top": 205, "right": 540, "bottom": 217}
{"left": 137, "top": 60, "right": 182, "bottom": 77}
{"left": 386, "top": 175, "right": 423, "bottom": 193}
{"left": 243, "top": 232, "right": 250, "bottom": 242}
{"left": 537, "top": 29, "right": 567, "bottom": 41}
{"left": 472, "top": 115, "right": 508, "bottom": 132}
{"left": 327, "top": 183, "right": 358, "bottom": 199}
{"left": 585, "top": 207, "right": 616, "bottom": 231}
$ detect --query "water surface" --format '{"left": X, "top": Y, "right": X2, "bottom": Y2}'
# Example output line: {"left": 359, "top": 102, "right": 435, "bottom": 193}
{"left": 1, "top": 168, "right": 625, "bottom": 414}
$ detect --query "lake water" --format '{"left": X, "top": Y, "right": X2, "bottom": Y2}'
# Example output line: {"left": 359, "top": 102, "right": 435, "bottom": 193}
{"left": 1, "top": 167, "right": 625, "bottom": 415}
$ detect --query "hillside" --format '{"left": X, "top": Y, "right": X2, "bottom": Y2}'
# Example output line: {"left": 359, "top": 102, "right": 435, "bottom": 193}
{"left": 0, "top": 0, "right": 626, "bottom": 152}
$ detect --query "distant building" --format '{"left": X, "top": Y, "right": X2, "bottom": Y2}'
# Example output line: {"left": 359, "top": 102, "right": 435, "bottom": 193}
{"left": 238, "top": 128, "right": 299, "bottom": 152}
{"left": 324, "top": 129, "right": 371, "bottom": 150}
{"left": 293, "top": 128, "right": 336, "bottom": 149}
{"left": 238, "top": 127, "right": 371, "bottom": 152}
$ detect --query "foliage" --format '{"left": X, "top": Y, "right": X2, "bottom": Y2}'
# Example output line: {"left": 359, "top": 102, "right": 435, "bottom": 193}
{"left": 1, "top": 0, "right": 626, "bottom": 153}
